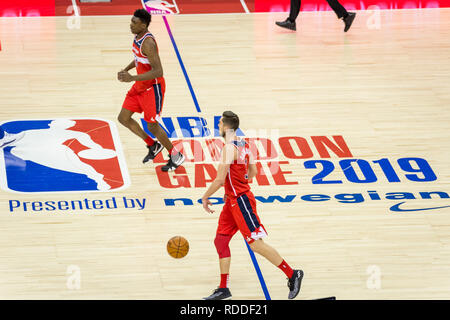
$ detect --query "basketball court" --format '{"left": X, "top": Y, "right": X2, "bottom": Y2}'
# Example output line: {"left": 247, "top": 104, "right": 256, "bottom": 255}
{"left": 0, "top": 0, "right": 449, "bottom": 300}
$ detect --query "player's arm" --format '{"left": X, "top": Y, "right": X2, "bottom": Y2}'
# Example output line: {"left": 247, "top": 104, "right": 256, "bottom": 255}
{"left": 123, "top": 60, "right": 135, "bottom": 71}
{"left": 201, "top": 144, "right": 235, "bottom": 214}
{"left": 131, "top": 37, "right": 163, "bottom": 81}
{"left": 247, "top": 151, "right": 257, "bottom": 180}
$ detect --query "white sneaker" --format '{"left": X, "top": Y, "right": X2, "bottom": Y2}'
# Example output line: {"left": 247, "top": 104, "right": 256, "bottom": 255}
{"left": 161, "top": 152, "right": 185, "bottom": 172}
{"left": 0, "top": 131, "right": 25, "bottom": 148}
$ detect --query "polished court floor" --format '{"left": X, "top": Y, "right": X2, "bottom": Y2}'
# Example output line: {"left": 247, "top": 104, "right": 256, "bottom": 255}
{"left": 0, "top": 9, "right": 449, "bottom": 299}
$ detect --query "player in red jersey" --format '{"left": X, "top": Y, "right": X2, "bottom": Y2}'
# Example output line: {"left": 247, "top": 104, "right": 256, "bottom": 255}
{"left": 201, "top": 111, "right": 304, "bottom": 300}
{"left": 117, "top": 9, "right": 184, "bottom": 172}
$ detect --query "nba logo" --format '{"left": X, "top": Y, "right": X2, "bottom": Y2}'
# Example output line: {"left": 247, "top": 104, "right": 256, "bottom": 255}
{"left": 144, "top": 0, "right": 179, "bottom": 15}
{"left": 0, "top": 118, "right": 130, "bottom": 193}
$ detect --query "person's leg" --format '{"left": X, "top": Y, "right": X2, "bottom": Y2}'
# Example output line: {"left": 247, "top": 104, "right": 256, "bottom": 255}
{"left": 249, "top": 239, "right": 293, "bottom": 278}
{"left": 325, "top": 0, "right": 356, "bottom": 32}
{"left": 147, "top": 122, "right": 172, "bottom": 151}
{"left": 120, "top": 92, "right": 166, "bottom": 163}
{"left": 249, "top": 239, "right": 303, "bottom": 299}
{"left": 288, "top": 0, "right": 301, "bottom": 22}
{"left": 202, "top": 233, "right": 233, "bottom": 300}
{"left": 203, "top": 201, "right": 236, "bottom": 300}
{"left": 233, "top": 192, "right": 304, "bottom": 299}
{"left": 326, "top": 0, "right": 348, "bottom": 19}
{"left": 215, "top": 234, "right": 232, "bottom": 288}
{"left": 143, "top": 83, "right": 184, "bottom": 170}
{"left": 275, "top": 0, "right": 300, "bottom": 30}
{"left": 118, "top": 108, "right": 151, "bottom": 141}
{"left": 119, "top": 87, "right": 156, "bottom": 147}
{"left": 215, "top": 199, "right": 238, "bottom": 290}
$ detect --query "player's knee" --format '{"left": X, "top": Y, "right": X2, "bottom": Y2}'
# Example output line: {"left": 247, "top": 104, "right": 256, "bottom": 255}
{"left": 249, "top": 239, "right": 263, "bottom": 253}
{"left": 214, "top": 234, "right": 231, "bottom": 258}
{"left": 117, "top": 114, "right": 130, "bottom": 127}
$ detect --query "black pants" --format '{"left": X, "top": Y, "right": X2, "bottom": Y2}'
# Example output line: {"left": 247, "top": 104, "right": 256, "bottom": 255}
{"left": 288, "top": 0, "right": 348, "bottom": 21}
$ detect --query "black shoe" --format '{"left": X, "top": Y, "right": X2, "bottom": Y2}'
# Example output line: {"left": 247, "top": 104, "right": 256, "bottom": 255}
{"left": 161, "top": 152, "right": 185, "bottom": 172}
{"left": 275, "top": 18, "right": 296, "bottom": 31}
{"left": 287, "top": 269, "right": 304, "bottom": 299}
{"left": 203, "top": 287, "right": 232, "bottom": 300}
{"left": 343, "top": 12, "right": 356, "bottom": 32}
{"left": 143, "top": 142, "right": 164, "bottom": 163}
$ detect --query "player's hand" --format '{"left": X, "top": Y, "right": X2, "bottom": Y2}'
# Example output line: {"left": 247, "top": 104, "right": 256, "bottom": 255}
{"left": 202, "top": 197, "right": 215, "bottom": 214}
{"left": 118, "top": 70, "right": 134, "bottom": 82}
{"left": 223, "top": 194, "right": 227, "bottom": 203}
{"left": 117, "top": 70, "right": 125, "bottom": 81}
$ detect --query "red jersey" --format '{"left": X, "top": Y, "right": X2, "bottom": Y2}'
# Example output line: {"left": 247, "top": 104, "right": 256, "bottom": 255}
{"left": 132, "top": 32, "right": 164, "bottom": 93}
{"left": 224, "top": 139, "right": 251, "bottom": 198}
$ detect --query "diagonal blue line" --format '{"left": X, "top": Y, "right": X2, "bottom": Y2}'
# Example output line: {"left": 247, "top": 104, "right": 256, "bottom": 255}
{"left": 161, "top": 15, "right": 208, "bottom": 137}
{"left": 161, "top": 16, "right": 202, "bottom": 114}
{"left": 245, "top": 240, "right": 272, "bottom": 300}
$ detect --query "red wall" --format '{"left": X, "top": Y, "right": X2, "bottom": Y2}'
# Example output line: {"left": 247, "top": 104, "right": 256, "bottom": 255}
{"left": 0, "top": 0, "right": 55, "bottom": 17}
{"left": 255, "top": 0, "right": 449, "bottom": 12}
{"left": 1, "top": 0, "right": 449, "bottom": 17}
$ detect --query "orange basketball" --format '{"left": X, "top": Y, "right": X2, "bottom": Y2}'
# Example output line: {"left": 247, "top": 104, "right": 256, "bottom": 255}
{"left": 167, "top": 236, "right": 189, "bottom": 259}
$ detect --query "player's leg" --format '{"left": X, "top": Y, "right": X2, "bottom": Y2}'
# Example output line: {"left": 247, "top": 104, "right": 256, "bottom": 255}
{"left": 146, "top": 121, "right": 184, "bottom": 172}
{"left": 147, "top": 121, "right": 172, "bottom": 151}
{"left": 233, "top": 192, "right": 304, "bottom": 299}
{"left": 325, "top": 0, "right": 356, "bottom": 32}
{"left": 142, "top": 82, "right": 185, "bottom": 171}
{"left": 275, "top": 0, "right": 299, "bottom": 31}
{"left": 248, "top": 238, "right": 283, "bottom": 266}
{"left": 248, "top": 239, "right": 304, "bottom": 299}
{"left": 117, "top": 108, "right": 147, "bottom": 140}
{"left": 119, "top": 92, "right": 158, "bottom": 162}
{"left": 203, "top": 200, "right": 237, "bottom": 300}
{"left": 216, "top": 234, "right": 232, "bottom": 286}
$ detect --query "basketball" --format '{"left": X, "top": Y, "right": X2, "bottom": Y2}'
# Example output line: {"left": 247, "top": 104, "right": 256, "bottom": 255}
{"left": 167, "top": 236, "right": 189, "bottom": 259}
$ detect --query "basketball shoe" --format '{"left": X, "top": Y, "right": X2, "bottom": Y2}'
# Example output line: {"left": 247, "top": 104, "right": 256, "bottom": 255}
{"left": 143, "top": 141, "right": 164, "bottom": 163}
{"left": 287, "top": 269, "right": 304, "bottom": 299}
{"left": 343, "top": 12, "right": 356, "bottom": 32}
{"left": 161, "top": 151, "right": 185, "bottom": 172}
{"left": 275, "top": 18, "right": 296, "bottom": 31}
{"left": 203, "top": 287, "right": 232, "bottom": 300}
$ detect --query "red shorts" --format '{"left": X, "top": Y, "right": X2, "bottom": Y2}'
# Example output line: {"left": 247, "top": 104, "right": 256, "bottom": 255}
{"left": 216, "top": 191, "right": 268, "bottom": 244}
{"left": 122, "top": 80, "right": 165, "bottom": 123}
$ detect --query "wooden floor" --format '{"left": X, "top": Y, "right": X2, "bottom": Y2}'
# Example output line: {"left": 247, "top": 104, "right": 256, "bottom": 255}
{"left": 0, "top": 8, "right": 449, "bottom": 299}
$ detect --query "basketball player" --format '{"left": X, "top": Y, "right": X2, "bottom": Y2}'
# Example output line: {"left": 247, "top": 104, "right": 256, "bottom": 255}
{"left": 275, "top": 0, "right": 356, "bottom": 32}
{"left": 0, "top": 127, "right": 24, "bottom": 148}
{"left": 201, "top": 111, "right": 304, "bottom": 300}
{"left": 117, "top": 9, "right": 185, "bottom": 172}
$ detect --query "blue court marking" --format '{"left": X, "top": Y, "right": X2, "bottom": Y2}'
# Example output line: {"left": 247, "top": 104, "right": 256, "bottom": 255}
{"left": 161, "top": 16, "right": 208, "bottom": 137}
{"left": 245, "top": 240, "right": 272, "bottom": 300}
{"left": 155, "top": 12, "right": 271, "bottom": 300}
{"left": 390, "top": 201, "right": 450, "bottom": 212}
{"left": 161, "top": 16, "right": 201, "bottom": 114}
